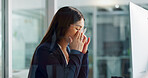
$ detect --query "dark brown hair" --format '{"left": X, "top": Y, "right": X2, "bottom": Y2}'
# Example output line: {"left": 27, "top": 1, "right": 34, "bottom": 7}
{"left": 40, "top": 6, "right": 84, "bottom": 46}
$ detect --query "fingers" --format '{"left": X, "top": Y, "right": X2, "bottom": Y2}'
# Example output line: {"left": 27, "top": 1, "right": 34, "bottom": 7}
{"left": 74, "top": 30, "right": 84, "bottom": 41}
{"left": 74, "top": 30, "right": 80, "bottom": 39}
{"left": 86, "top": 37, "right": 90, "bottom": 44}
{"left": 82, "top": 35, "right": 87, "bottom": 43}
{"left": 77, "top": 32, "right": 81, "bottom": 40}
{"left": 80, "top": 32, "right": 83, "bottom": 41}
{"left": 84, "top": 37, "right": 90, "bottom": 45}
{"left": 74, "top": 31, "right": 89, "bottom": 43}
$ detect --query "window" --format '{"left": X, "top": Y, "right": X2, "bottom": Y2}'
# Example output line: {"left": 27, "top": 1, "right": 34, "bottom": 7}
{"left": 0, "top": 0, "right": 2, "bottom": 77}
{"left": 12, "top": 0, "right": 47, "bottom": 77}
{"left": 77, "top": 6, "right": 130, "bottom": 78}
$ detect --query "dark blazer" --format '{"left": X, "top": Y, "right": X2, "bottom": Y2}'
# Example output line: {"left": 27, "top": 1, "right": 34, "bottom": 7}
{"left": 28, "top": 42, "right": 89, "bottom": 78}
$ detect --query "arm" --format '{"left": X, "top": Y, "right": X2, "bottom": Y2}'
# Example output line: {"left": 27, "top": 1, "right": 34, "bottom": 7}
{"left": 78, "top": 51, "right": 89, "bottom": 78}
{"left": 64, "top": 50, "right": 84, "bottom": 78}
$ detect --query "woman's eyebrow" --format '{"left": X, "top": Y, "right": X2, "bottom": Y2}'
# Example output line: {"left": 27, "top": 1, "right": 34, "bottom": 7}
{"left": 75, "top": 25, "right": 83, "bottom": 28}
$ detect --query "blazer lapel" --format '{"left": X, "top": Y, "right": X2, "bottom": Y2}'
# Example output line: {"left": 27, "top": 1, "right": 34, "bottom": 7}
{"left": 53, "top": 43, "right": 67, "bottom": 67}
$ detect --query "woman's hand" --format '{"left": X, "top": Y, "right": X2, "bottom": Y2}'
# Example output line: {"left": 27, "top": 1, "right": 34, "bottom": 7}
{"left": 82, "top": 35, "right": 90, "bottom": 54}
{"left": 69, "top": 30, "right": 90, "bottom": 54}
{"left": 69, "top": 31, "right": 85, "bottom": 52}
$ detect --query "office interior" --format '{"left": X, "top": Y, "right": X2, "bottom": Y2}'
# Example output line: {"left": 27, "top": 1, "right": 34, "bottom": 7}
{"left": 1, "top": 0, "right": 148, "bottom": 78}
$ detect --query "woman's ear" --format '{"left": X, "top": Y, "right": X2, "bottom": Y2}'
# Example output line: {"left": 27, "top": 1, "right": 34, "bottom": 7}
{"left": 68, "top": 36, "right": 73, "bottom": 43}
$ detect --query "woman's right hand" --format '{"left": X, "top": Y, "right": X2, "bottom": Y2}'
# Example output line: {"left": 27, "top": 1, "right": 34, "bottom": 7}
{"left": 69, "top": 30, "right": 85, "bottom": 52}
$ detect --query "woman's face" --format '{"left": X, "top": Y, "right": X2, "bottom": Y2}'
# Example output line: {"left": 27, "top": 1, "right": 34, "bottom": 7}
{"left": 66, "top": 18, "right": 84, "bottom": 39}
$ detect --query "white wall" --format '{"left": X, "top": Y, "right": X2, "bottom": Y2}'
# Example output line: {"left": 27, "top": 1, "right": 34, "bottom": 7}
{"left": 57, "top": 0, "right": 148, "bottom": 7}
{"left": 12, "top": 0, "right": 46, "bottom": 10}
{"left": 1, "top": 0, "right": 148, "bottom": 11}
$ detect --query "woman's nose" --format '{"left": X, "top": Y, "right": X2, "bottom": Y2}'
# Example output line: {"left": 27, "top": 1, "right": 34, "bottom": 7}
{"left": 80, "top": 28, "right": 87, "bottom": 34}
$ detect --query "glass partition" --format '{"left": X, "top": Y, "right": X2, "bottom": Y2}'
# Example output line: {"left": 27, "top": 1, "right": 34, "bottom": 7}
{"left": 12, "top": 0, "right": 47, "bottom": 77}
{"left": 96, "top": 6, "right": 130, "bottom": 78}
{"left": 57, "top": 4, "right": 131, "bottom": 78}
{"left": 76, "top": 6, "right": 131, "bottom": 78}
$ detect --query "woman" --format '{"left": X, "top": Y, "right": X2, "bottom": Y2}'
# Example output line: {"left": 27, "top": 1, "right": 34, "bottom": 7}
{"left": 28, "top": 6, "right": 90, "bottom": 78}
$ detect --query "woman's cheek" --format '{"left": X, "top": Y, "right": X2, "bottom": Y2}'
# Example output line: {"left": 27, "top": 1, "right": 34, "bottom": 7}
{"left": 70, "top": 30, "right": 77, "bottom": 39}
{"left": 67, "top": 31, "right": 74, "bottom": 38}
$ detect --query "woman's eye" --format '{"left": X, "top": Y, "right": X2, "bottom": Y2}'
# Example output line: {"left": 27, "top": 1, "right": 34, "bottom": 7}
{"left": 75, "top": 28, "right": 79, "bottom": 30}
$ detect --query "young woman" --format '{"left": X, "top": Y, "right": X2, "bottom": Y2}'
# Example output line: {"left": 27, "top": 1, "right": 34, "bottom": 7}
{"left": 28, "top": 6, "right": 90, "bottom": 78}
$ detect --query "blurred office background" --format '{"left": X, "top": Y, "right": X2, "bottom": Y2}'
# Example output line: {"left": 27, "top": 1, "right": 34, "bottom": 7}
{"left": 1, "top": 0, "right": 148, "bottom": 78}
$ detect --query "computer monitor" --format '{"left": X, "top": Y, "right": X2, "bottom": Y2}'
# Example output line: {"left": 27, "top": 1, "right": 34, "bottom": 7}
{"left": 130, "top": 2, "right": 148, "bottom": 78}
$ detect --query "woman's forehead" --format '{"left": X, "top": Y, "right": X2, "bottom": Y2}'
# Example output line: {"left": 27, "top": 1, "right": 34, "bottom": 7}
{"left": 74, "top": 19, "right": 84, "bottom": 28}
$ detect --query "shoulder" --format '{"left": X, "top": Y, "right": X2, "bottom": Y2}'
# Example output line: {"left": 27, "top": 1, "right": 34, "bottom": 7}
{"left": 36, "top": 43, "right": 59, "bottom": 64}
{"left": 37, "top": 42, "right": 55, "bottom": 53}
{"left": 36, "top": 42, "right": 53, "bottom": 57}
{"left": 37, "top": 43, "right": 50, "bottom": 50}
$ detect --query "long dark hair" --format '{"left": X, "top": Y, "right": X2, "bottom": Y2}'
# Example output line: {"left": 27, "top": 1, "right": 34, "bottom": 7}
{"left": 40, "top": 6, "right": 84, "bottom": 45}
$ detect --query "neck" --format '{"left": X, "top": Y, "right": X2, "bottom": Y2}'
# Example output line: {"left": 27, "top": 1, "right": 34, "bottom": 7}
{"left": 58, "top": 38, "right": 70, "bottom": 64}
{"left": 57, "top": 38, "right": 68, "bottom": 51}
